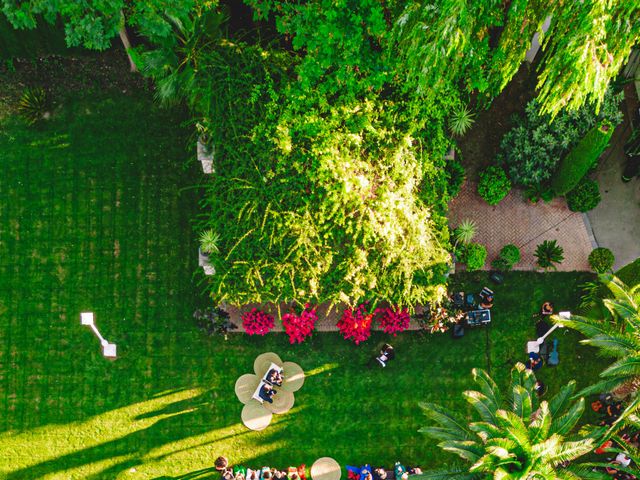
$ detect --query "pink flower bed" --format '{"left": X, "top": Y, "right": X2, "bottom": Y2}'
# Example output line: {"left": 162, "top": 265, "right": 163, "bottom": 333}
{"left": 282, "top": 304, "right": 318, "bottom": 344}
{"left": 376, "top": 306, "right": 411, "bottom": 335}
{"left": 337, "top": 303, "right": 373, "bottom": 344}
{"left": 241, "top": 308, "right": 275, "bottom": 336}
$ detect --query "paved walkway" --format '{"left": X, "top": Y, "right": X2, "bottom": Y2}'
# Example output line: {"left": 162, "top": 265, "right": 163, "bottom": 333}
{"left": 448, "top": 182, "right": 594, "bottom": 271}
{"left": 587, "top": 83, "right": 640, "bottom": 270}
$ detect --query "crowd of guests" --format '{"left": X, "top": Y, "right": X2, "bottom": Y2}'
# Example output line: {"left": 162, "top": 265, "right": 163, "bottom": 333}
{"left": 346, "top": 462, "right": 422, "bottom": 480}
{"left": 593, "top": 423, "right": 639, "bottom": 479}
{"left": 216, "top": 457, "right": 307, "bottom": 480}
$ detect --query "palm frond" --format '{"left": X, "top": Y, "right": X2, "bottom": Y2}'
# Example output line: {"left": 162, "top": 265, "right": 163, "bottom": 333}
{"left": 511, "top": 384, "right": 533, "bottom": 420}
{"left": 577, "top": 377, "right": 626, "bottom": 397}
{"left": 600, "top": 356, "right": 640, "bottom": 378}
{"left": 418, "top": 426, "right": 468, "bottom": 442}
{"left": 495, "top": 409, "right": 531, "bottom": 450}
{"left": 552, "top": 314, "right": 616, "bottom": 340}
{"left": 586, "top": 333, "right": 640, "bottom": 357}
{"left": 550, "top": 397, "right": 585, "bottom": 436}
{"left": 419, "top": 402, "right": 471, "bottom": 440}
{"left": 413, "top": 468, "right": 480, "bottom": 480}
{"left": 468, "top": 421, "right": 503, "bottom": 441}
{"left": 439, "top": 440, "right": 484, "bottom": 462}
{"left": 463, "top": 390, "right": 497, "bottom": 424}
{"left": 529, "top": 401, "right": 551, "bottom": 443}
{"left": 546, "top": 438, "right": 594, "bottom": 465}
{"left": 549, "top": 381, "right": 576, "bottom": 417}
{"left": 471, "top": 368, "right": 501, "bottom": 407}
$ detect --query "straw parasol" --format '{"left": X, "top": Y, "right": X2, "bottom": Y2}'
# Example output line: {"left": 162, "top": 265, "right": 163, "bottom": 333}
{"left": 311, "top": 457, "right": 341, "bottom": 480}
{"left": 241, "top": 402, "right": 272, "bottom": 431}
{"left": 281, "top": 361, "right": 305, "bottom": 392}
{"left": 254, "top": 352, "right": 283, "bottom": 377}
{"left": 264, "top": 389, "right": 295, "bottom": 414}
{"left": 235, "top": 373, "right": 260, "bottom": 404}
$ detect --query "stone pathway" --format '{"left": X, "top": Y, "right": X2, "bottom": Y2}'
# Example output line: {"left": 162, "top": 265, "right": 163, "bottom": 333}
{"left": 448, "top": 182, "right": 594, "bottom": 271}
{"left": 587, "top": 83, "right": 640, "bottom": 270}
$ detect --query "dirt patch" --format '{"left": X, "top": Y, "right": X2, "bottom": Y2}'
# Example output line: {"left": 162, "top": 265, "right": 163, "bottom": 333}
{"left": 458, "top": 64, "right": 538, "bottom": 178}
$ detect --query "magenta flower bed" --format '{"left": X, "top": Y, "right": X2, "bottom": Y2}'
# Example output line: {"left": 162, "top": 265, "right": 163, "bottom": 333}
{"left": 376, "top": 306, "right": 411, "bottom": 335}
{"left": 241, "top": 308, "right": 275, "bottom": 336}
{"left": 282, "top": 304, "right": 317, "bottom": 344}
{"left": 337, "top": 303, "right": 373, "bottom": 345}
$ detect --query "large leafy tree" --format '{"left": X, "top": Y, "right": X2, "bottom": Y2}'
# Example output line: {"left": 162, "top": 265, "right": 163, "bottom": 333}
{"left": 553, "top": 275, "right": 640, "bottom": 426}
{"left": 0, "top": 0, "right": 199, "bottom": 71}
{"left": 394, "top": 0, "right": 640, "bottom": 117}
{"left": 419, "top": 364, "right": 599, "bottom": 479}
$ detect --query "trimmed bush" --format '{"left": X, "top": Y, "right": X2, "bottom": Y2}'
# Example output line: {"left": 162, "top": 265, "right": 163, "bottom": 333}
{"left": 566, "top": 178, "right": 601, "bottom": 212}
{"left": 492, "top": 244, "right": 520, "bottom": 271}
{"left": 551, "top": 122, "right": 614, "bottom": 195}
{"left": 460, "top": 242, "right": 487, "bottom": 271}
{"left": 477, "top": 166, "right": 511, "bottom": 205}
{"left": 588, "top": 247, "right": 615, "bottom": 273}
{"left": 446, "top": 159, "right": 466, "bottom": 198}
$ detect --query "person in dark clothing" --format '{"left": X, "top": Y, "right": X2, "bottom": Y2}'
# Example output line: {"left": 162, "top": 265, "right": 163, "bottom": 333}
{"left": 525, "top": 352, "right": 543, "bottom": 371}
{"left": 259, "top": 383, "right": 277, "bottom": 403}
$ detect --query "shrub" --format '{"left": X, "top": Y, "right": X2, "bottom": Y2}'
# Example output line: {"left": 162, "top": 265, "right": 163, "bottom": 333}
{"left": 337, "top": 303, "right": 374, "bottom": 344}
{"left": 199, "top": 229, "right": 220, "bottom": 254}
{"left": 588, "top": 247, "right": 615, "bottom": 273}
{"left": 551, "top": 122, "right": 614, "bottom": 195}
{"left": 446, "top": 159, "right": 466, "bottom": 198}
{"left": 376, "top": 306, "right": 411, "bottom": 335}
{"left": 566, "top": 178, "right": 601, "bottom": 212}
{"left": 477, "top": 166, "right": 511, "bottom": 205}
{"left": 492, "top": 244, "right": 521, "bottom": 271}
{"left": 459, "top": 242, "right": 487, "bottom": 271}
{"left": 282, "top": 304, "right": 317, "bottom": 344}
{"left": 534, "top": 240, "right": 564, "bottom": 271}
{"left": 449, "top": 104, "right": 475, "bottom": 136}
{"left": 241, "top": 308, "right": 275, "bottom": 335}
{"left": 499, "top": 92, "right": 623, "bottom": 187}
{"left": 194, "top": 306, "right": 237, "bottom": 339}
{"left": 454, "top": 219, "right": 476, "bottom": 246}
{"left": 18, "top": 87, "right": 49, "bottom": 125}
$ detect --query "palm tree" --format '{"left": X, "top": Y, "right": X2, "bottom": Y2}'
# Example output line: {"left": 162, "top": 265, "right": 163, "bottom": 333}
{"left": 552, "top": 274, "right": 640, "bottom": 428}
{"left": 418, "top": 363, "right": 600, "bottom": 479}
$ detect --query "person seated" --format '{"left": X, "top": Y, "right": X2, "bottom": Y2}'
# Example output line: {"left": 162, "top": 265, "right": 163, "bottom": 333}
{"left": 272, "top": 470, "right": 287, "bottom": 480}
{"left": 407, "top": 467, "right": 422, "bottom": 475}
{"left": 216, "top": 457, "right": 229, "bottom": 471}
{"left": 376, "top": 344, "right": 396, "bottom": 367}
{"left": 451, "top": 291, "right": 465, "bottom": 309}
{"left": 525, "top": 352, "right": 543, "bottom": 371}
{"left": 267, "top": 368, "right": 283, "bottom": 386}
{"left": 247, "top": 469, "right": 260, "bottom": 480}
{"left": 223, "top": 469, "right": 235, "bottom": 480}
{"left": 394, "top": 462, "right": 407, "bottom": 480}
{"left": 373, "top": 468, "right": 387, "bottom": 480}
{"left": 541, "top": 302, "right": 554, "bottom": 316}
{"left": 360, "top": 466, "right": 373, "bottom": 480}
{"left": 297, "top": 465, "right": 307, "bottom": 480}
{"left": 534, "top": 380, "right": 547, "bottom": 397}
{"left": 479, "top": 287, "right": 494, "bottom": 309}
{"left": 261, "top": 468, "right": 272, "bottom": 480}
{"left": 259, "top": 383, "right": 277, "bottom": 403}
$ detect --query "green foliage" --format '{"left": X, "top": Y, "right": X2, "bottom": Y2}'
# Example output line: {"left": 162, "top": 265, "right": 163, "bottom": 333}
{"left": 535, "top": 240, "right": 565, "bottom": 271}
{"left": 449, "top": 104, "right": 475, "bottom": 136}
{"left": 199, "top": 229, "right": 220, "bottom": 255}
{"left": 445, "top": 159, "right": 465, "bottom": 198}
{"left": 552, "top": 122, "right": 614, "bottom": 195}
{"left": 589, "top": 248, "right": 615, "bottom": 274}
{"left": 566, "top": 178, "right": 601, "bottom": 213}
{"left": 419, "top": 363, "right": 595, "bottom": 478}
{"left": 555, "top": 275, "right": 640, "bottom": 427}
{"left": 499, "top": 91, "right": 623, "bottom": 187}
{"left": 17, "top": 87, "right": 48, "bottom": 124}
{"left": 537, "top": 2, "right": 640, "bottom": 118}
{"left": 454, "top": 219, "right": 476, "bottom": 246}
{"left": 458, "top": 242, "right": 487, "bottom": 271}
{"left": 492, "top": 244, "right": 520, "bottom": 271}
{"left": 477, "top": 166, "right": 511, "bottom": 205}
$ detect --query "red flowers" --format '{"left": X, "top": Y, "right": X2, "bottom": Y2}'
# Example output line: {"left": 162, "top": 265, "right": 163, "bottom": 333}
{"left": 377, "top": 306, "right": 411, "bottom": 335}
{"left": 241, "top": 308, "right": 275, "bottom": 336}
{"left": 337, "top": 303, "right": 374, "bottom": 344}
{"left": 282, "top": 304, "right": 318, "bottom": 344}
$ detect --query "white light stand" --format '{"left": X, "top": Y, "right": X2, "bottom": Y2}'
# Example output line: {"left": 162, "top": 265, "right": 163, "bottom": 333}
{"left": 526, "top": 311, "right": 570, "bottom": 354}
{"left": 80, "top": 312, "right": 117, "bottom": 358}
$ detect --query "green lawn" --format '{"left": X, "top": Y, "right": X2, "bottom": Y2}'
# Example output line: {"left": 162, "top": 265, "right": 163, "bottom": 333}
{"left": 0, "top": 92, "right": 606, "bottom": 479}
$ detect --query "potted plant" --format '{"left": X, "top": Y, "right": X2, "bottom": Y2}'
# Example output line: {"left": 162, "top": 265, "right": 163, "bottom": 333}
{"left": 196, "top": 119, "right": 214, "bottom": 174}
{"left": 198, "top": 229, "right": 219, "bottom": 275}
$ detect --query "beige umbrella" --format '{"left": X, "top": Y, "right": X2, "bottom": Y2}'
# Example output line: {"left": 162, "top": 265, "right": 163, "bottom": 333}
{"left": 241, "top": 402, "right": 272, "bottom": 431}
{"left": 254, "top": 352, "right": 283, "bottom": 377}
{"left": 235, "top": 373, "right": 260, "bottom": 404}
{"left": 281, "top": 361, "right": 305, "bottom": 392}
{"left": 311, "top": 457, "right": 341, "bottom": 480}
{"left": 264, "top": 389, "right": 295, "bottom": 414}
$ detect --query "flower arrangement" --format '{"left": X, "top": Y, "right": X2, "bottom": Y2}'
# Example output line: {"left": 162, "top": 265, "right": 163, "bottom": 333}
{"left": 376, "top": 306, "right": 411, "bottom": 335}
{"left": 282, "top": 304, "right": 318, "bottom": 344}
{"left": 241, "top": 308, "right": 275, "bottom": 336}
{"left": 337, "top": 303, "right": 374, "bottom": 344}
{"left": 428, "top": 306, "right": 464, "bottom": 333}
